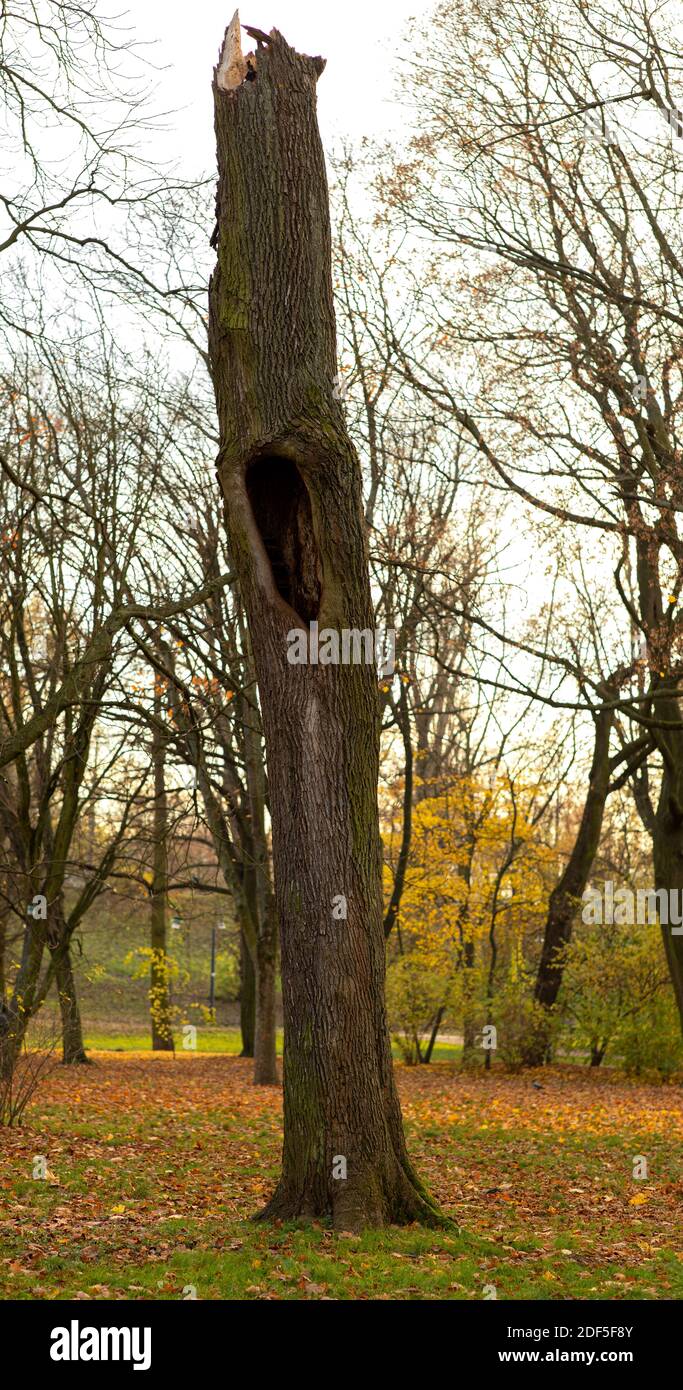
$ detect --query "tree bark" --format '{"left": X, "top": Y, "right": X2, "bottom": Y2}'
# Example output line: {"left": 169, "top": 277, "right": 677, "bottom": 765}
{"left": 524, "top": 705, "right": 614, "bottom": 1066}
{"left": 208, "top": 21, "right": 444, "bottom": 1228}
{"left": 150, "top": 680, "right": 174, "bottom": 1052}
{"left": 1, "top": 904, "right": 48, "bottom": 1079}
{"left": 0, "top": 913, "right": 6, "bottom": 1002}
{"left": 253, "top": 889, "right": 278, "bottom": 1085}
{"left": 630, "top": 541, "right": 683, "bottom": 1035}
{"left": 455, "top": 851, "right": 477, "bottom": 1068}
{"left": 239, "top": 927, "right": 256, "bottom": 1056}
{"left": 56, "top": 945, "right": 89, "bottom": 1065}
{"left": 651, "top": 712, "right": 683, "bottom": 1032}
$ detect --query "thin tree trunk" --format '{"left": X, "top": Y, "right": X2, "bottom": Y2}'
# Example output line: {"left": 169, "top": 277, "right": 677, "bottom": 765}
{"left": 0, "top": 913, "right": 6, "bottom": 1002}
{"left": 253, "top": 891, "right": 278, "bottom": 1085}
{"left": 651, "top": 737, "right": 683, "bottom": 1033}
{"left": 150, "top": 679, "right": 174, "bottom": 1052}
{"left": 383, "top": 682, "right": 413, "bottom": 939}
{"left": 630, "top": 549, "right": 683, "bottom": 1034}
{"left": 56, "top": 946, "right": 89, "bottom": 1065}
{"left": 1, "top": 908, "right": 46, "bottom": 1079}
{"left": 525, "top": 706, "right": 614, "bottom": 1066}
{"left": 455, "top": 850, "right": 477, "bottom": 1068}
{"left": 421, "top": 1006, "right": 445, "bottom": 1063}
{"left": 208, "top": 21, "right": 444, "bottom": 1228}
{"left": 461, "top": 938, "right": 478, "bottom": 1068}
{"left": 243, "top": 654, "right": 279, "bottom": 1085}
{"left": 239, "top": 927, "right": 256, "bottom": 1056}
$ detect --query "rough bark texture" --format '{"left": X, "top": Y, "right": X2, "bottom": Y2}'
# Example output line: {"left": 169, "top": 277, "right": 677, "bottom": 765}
{"left": 56, "top": 946, "right": 89, "bottom": 1065}
{"left": 241, "top": 680, "right": 279, "bottom": 1085}
{"left": 252, "top": 887, "right": 278, "bottom": 1085}
{"left": 208, "top": 23, "right": 444, "bottom": 1228}
{"left": 525, "top": 706, "right": 614, "bottom": 1066}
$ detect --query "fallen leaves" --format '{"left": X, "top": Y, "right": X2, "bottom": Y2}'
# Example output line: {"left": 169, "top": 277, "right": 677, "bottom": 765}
{"left": 0, "top": 1055, "right": 681, "bottom": 1301}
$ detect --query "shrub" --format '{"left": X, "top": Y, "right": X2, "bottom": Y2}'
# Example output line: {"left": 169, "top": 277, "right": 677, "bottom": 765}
{"left": 618, "top": 992, "right": 683, "bottom": 1080}
{"left": 385, "top": 956, "right": 448, "bottom": 1064}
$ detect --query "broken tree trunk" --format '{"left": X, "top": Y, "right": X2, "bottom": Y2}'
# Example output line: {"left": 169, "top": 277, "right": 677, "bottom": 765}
{"left": 208, "top": 16, "right": 444, "bottom": 1228}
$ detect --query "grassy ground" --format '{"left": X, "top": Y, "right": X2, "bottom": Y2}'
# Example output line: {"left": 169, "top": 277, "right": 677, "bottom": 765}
{"left": 83, "top": 1028, "right": 265, "bottom": 1054}
{"left": 1, "top": 1054, "right": 681, "bottom": 1301}
{"left": 49, "top": 893, "right": 244, "bottom": 1038}
{"left": 82, "top": 1027, "right": 463, "bottom": 1063}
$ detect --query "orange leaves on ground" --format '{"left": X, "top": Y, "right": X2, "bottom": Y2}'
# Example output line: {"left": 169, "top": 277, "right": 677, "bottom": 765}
{"left": 0, "top": 1055, "right": 681, "bottom": 1299}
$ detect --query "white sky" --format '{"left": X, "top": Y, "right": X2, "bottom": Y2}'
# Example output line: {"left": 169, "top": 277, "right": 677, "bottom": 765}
{"left": 130, "top": 1, "right": 429, "bottom": 171}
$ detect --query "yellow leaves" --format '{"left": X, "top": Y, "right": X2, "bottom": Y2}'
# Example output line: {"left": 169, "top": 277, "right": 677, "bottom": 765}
{"left": 382, "top": 776, "right": 554, "bottom": 968}
{"left": 629, "top": 1192, "right": 649, "bottom": 1206}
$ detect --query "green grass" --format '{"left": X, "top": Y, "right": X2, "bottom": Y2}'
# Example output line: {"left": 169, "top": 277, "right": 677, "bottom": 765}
{"left": 81, "top": 1028, "right": 463, "bottom": 1062}
{"left": 4, "top": 1132, "right": 680, "bottom": 1301}
{"left": 82, "top": 1028, "right": 277, "bottom": 1054}
{"left": 2, "top": 1055, "right": 681, "bottom": 1301}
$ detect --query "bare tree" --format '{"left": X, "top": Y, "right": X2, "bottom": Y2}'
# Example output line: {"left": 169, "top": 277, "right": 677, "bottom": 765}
{"left": 0, "top": 0, "right": 209, "bottom": 359}
{"left": 0, "top": 338, "right": 227, "bottom": 1067}
{"left": 385, "top": 0, "right": 683, "bottom": 1028}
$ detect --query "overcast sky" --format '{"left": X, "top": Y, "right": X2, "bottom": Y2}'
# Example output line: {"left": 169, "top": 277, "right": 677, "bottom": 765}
{"left": 130, "top": 1, "right": 428, "bottom": 171}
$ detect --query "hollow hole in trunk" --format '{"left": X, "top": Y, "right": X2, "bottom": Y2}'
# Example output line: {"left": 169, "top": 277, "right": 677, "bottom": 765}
{"left": 246, "top": 455, "right": 322, "bottom": 624}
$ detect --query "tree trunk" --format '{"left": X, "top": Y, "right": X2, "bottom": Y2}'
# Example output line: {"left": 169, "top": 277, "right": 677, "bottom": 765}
{"left": 0, "top": 913, "right": 6, "bottom": 1002}
{"left": 524, "top": 706, "right": 614, "bottom": 1066}
{"left": 421, "top": 1006, "right": 445, "bottom": 1063}
{"left": 253, "top": 890, "right": 278, "bottom": 1085}
{"left": 1, "top": 904, "right": 48, "bottom": 1079}
{"left": 451, "top": 847, "right": 477, "bottom": 1068}
{"left": 239, "top": 927, "right": 256, "bottom": 1056}
{"left": 651, "top": 734, "right": 683, "bottom": 1033}
{"left": 208, "top": 21, "right": 444, "bottom": 1229}
{"left": 631, "top": 550, "right": 683, "bottom": 1034}
{"left": 461, "top": 940, "right": 478, "bottom": 1068}
{"left": 150, "top": 679, "right": 174, "bottom": 1052}
{"left": 56, "top": 946, "right": 89, "bottom": 1065}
